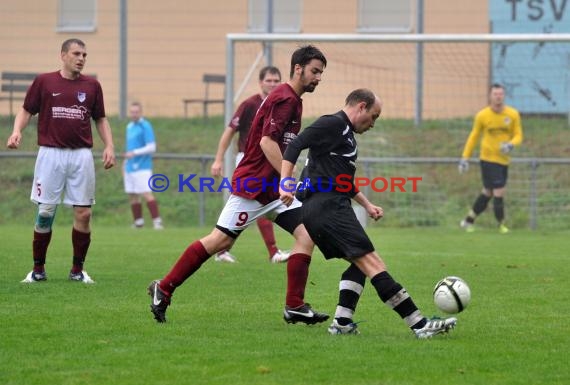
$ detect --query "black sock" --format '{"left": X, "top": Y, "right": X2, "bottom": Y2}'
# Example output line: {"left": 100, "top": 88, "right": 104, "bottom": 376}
{"left": 470, "top": 193, "right": 492, "bottom": 221}
{"left": 370, "top": 271, "right": 424, "bottom": 329}
{"left": 493, "top": 197, "right": 505, "bottom": 223}
{"left": 335, "top": 264, "right": 366, "bottom": 325}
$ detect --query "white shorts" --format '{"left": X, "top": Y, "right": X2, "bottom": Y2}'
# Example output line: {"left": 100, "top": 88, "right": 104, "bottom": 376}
{"left": 124, "top": 169, "right": 153, "bottom": 194}
{"left": 31, "top": 146, "right": 95, "bottom": 206}
{"left": 216, "top": 194, "right": 302, "bottom": 234}
{"left": 235, "top": 152, "right": 244, "bottom": 167}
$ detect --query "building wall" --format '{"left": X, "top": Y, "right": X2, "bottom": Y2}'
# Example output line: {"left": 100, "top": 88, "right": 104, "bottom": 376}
{"left": 0, "top": 0, "right": 490, "bottom": 118}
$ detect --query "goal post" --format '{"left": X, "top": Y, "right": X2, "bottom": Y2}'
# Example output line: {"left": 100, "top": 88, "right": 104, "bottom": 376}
{"left": 225, "top": 32, "right": 570, "bottom": 124}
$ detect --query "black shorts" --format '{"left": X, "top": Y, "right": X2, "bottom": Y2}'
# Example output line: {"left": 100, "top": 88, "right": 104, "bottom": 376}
{"left": 302, "top": 193, "right": 374, "bottom": 260}
{"left": 480, "top": 160, "right": 509, "bottom": 189}
{"left": 275, "top": 206, "right": 304, "bottom": 235}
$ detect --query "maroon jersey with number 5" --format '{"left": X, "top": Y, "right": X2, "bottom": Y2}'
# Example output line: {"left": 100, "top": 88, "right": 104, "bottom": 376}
{"left": 23, "top": 71, "right": 106, "bottom": 149}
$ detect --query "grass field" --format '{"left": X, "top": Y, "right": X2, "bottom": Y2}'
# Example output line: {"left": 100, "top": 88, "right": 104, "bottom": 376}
{"left": 1, "top": 225, "right": 568, "bottom": 385}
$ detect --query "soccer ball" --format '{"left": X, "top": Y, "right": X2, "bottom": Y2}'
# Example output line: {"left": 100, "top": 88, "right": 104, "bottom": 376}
{"left": 433, "top": 276, "right": 471, "bottom": 314}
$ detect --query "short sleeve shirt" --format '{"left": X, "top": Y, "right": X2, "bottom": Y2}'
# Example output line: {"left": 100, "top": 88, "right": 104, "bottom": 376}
{"left": 232, "top": 83, "right": 302, "bottom": 204}
{"left": 125, "top": 118, "right": 156, "bottom": 172}
{"left": 23, "top": 71, "right": 106, "bottom": 149}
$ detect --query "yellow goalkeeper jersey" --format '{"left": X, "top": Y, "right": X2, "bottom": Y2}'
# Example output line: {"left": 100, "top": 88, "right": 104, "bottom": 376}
{"left": 461, "top": 105, "right": 523, "bottom": 166}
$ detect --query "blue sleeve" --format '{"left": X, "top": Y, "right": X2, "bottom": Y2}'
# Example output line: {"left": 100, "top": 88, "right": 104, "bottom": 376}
{"left": 125, "top": 122, "right": 131, "bottom": 151}
{"left": 142, "top": 120, "right": 156, "bottom": 145}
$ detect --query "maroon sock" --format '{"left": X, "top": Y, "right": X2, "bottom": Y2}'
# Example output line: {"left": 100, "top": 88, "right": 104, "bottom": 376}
{"left": 131, "top": 202, "right": 143, "bottom": 221}
{"left": 160, "top": 240, "right": 211, "bottom": 296}
{"left": 146, "top": 200, "right": 160, "bottom": 219}
{"left": 71, "top": 228, "right": 91, "bottom": 273}
{"left": 285, "top": 253, "right": 311, "bottom": 308}
{"left": 32, "top": 230, "right": 52, "bottom": 273}
{"left": 256, "top": 217, "right": 278, "bottom": 257}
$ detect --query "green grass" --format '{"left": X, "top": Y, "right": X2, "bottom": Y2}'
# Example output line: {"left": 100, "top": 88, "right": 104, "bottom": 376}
{"left": 1, "top": 225, "right": 568, "bottom": 385}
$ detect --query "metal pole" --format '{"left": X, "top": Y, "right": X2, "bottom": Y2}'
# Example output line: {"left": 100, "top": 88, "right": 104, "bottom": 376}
{"left": 119, "top": 0, "right": 127, "bottom": 119}
{"left": 223, "top": 37, "right": 236, "bottom": 202}
{"left": 414, "top": 0, "right": 424, "bottom": 128}
{"left": 263, "top": 0, "right": 274, "bottom": 65}
{"left": 529, "top": 160, "right": 538, "bottom": 230}
{"left": 200, "top": 158, "right": 207, "bottom": 226}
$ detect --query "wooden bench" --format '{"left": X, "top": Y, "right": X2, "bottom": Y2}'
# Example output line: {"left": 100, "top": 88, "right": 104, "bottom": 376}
{"left": 1, "top": 71, "right": 97, "bottom": 119}
{"left": 182, "top": 73, "right": 225, "bottom": 120}
{"left": 1, "top": 72, "right": 37, "bottom": 118}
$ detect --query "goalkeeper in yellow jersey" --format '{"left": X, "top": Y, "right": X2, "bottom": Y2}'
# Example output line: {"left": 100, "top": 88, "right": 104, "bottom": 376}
{"left": 458, "top": 84, "right": 523, "bottom": 233}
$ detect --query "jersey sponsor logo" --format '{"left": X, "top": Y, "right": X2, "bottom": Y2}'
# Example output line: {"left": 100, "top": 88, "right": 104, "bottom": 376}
{"left": 77, "top": 92, "right": 86, "bottom": 103}
{"left": 52, "top": 92, "right": 62, "bottom": 96}
{"left": 283, "top": 131, "right": 297, "bottom": 145}
{"left": 489, "top": 127, "right": 509, "bottom": 134}
{"left": 51, "top": 105, "right": 87, "bottom": 120}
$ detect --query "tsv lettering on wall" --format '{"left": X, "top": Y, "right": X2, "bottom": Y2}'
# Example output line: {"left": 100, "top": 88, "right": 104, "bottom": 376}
{"left": 490, "top": 0, "right": 569, "bottom": 114}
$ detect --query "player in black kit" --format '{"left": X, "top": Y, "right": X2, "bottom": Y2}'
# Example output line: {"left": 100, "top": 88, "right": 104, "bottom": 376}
{"left": 279, "top": 88, "right": 458, "bottom": 339}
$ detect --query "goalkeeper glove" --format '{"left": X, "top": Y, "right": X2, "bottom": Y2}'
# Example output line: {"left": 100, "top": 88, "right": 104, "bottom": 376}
{"left": 458, "top": 159, "right": 469, "bottom": 174}
{"left": 500, "top": 142, "right": 514, "bottom": 154}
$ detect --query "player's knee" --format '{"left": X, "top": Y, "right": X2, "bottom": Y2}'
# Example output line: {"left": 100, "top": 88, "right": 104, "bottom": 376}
{"left": 35, "top": 203, "right": 57, "bottom": 233}
{"left": 207, "top": 228, "right": 234, "bottom": 252}
{"left": 293, "top": 227, "right": 315, "bottom": 252}
{"left": 218, "top": 237, "right": 234, "bottom": 251}
{"left": 143, "top": 193, "right": 155, "bottom": 201}
{"left": 74, "top": 207, "right": 92, "bottom": 223}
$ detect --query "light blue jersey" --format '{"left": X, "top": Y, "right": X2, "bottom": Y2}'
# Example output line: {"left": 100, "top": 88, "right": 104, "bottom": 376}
{"left": 125, "top": 118, "right": 156, "bottom": 172}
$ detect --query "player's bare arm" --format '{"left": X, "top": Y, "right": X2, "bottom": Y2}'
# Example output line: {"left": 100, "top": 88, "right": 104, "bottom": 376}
{"left": 353, "top": 191, "right": 383, "bottom": 221}
{"left": 6, "top": 108, "right": 32, "bottom": 149}
{"left": 279, "top": 159, "right": 296, "bottom": 206}
{"left": 259, "top": 135, "right": 283, "bottom": 173}
{"left": 95, "top": 117, "right": 116, "bottom": 169}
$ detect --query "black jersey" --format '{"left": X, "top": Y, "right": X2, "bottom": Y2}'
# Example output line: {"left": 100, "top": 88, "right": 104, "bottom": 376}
{"left": 284, "top": 110, "right": 374, "bottom": 259}
{"left": 283, "top": 110, "right": 359, "bottom": 197}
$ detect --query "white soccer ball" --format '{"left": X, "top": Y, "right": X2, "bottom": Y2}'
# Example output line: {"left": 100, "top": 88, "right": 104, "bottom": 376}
{"left": 433, "top": 276, "right": 471, "bottom": 314}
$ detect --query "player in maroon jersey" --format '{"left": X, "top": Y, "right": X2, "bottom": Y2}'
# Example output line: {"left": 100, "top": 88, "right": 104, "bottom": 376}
{"left": 6, "top": 38, "right": 116, "bottom": 284}
{"left": 211, "top": 65, "right": 290, "bottom": 264}
{"left": 148, "top": 45, "right": 328, "bottom": 325}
